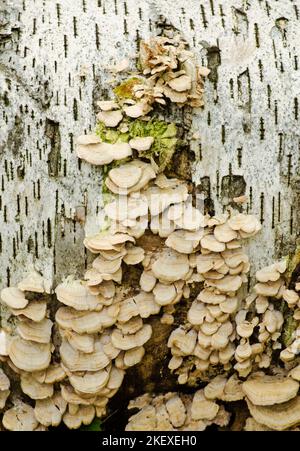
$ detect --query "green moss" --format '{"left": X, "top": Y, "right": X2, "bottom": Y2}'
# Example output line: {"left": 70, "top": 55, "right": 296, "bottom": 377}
{"left": 129, "top": 118, "right": 176, "bottom": 138}
{"left": 96, "top": 117, "right": 178, "bottom": 173}
{"left": 95, "top": 122, "right": 129, "bottom": 144}
{"left": 113, "top": 77, "right": 142, "bottom": 99}
{"left": 129, "top": 119, "right": 178, "bottom": 172}
{"left": 285, "top": 245, "right": 300, "bottom": 282}
{"left": 282, "top": 310, "right": 297, "bottom": 347}
{"left": 80, "top": 418, "right": 102, "bottom": 431}
{"left": 96, "top": 125, "right": 131, "bottom": 197}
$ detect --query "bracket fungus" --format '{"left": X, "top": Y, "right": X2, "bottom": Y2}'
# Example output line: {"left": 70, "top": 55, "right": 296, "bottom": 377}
{"left": 8, "top": 337, "right": 51, "bottom": 372}
{"left": 246, "top": 397, "right": 300, "bottom": 431}
{"left": 34, "top": 393, "right": 67, "bottom": 427}
{"left": 125, "top": 391, "right": 230, "bottom": 431}
{"left": 167, "top": 245, "right": 293, "bottom": 384}
{"left": 242, "top": 374, "right": 299, "bottom": 406}
{"left": 17, "top": 271, "right": 47, "bottom": 293}
{"left": 3, "top": 403, "right": 39, "bottom": 431}
{"left": 0, "top": 287, "right": 28, "bottom": 309}
{"left": 76, "top": 135, "right": 132, "bottom": 166}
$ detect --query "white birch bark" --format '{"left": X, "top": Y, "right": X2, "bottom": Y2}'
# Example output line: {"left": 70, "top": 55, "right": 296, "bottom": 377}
{"left": 1, "top": 0, "right": 299, "bottom": 290}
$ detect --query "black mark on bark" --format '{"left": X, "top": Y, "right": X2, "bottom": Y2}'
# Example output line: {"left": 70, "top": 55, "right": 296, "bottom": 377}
{"left": 6, "top": 115, "right": 24, "bottom": 156}
{"left": 206, "top": 45, "right": 221, "bottom": 84}
{"left": 221, "top": 175, "right": 246, "bottom": 209}
{"left": 45, "top": 118, "right": 61, "bottom": 177}
{"left": 196, "top": 176, "right": 214, "bottom": 216}
{"left": 232, "top": 7, "right": 248, "bottom": 37}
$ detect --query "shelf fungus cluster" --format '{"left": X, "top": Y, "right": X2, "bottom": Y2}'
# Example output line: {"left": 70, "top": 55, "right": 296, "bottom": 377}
{"left": 0, "top": 272, "right": 59, "bottom": 430}
{"left": 75, "top": 113, "right": 300, "bottom": 431}
{"left": 125, "top": 373, "right": 249, "bottom": 431}
{"left": 77, "top": 34, "right": 209, "bottom": 173}
{"left": 0, "top": 272, "right": 127, "bottom": 430}
{"left": 125, "top": 390, "right": 231, "bottom": 431}
{"left": 126, "top": 371, "right": 300, "bottom": 431}
{"left": 167, "top": 251, "right": 300, "bottom": 384}
{"left": 0, "top": 272, "right": 52, "bottom": 374}
{"left": 166, "top": 214, "right": 271, "bottom": 383}
{"left": 54, "top": 275, "right": 151, "bottom": 424}
{"left": 115, "top": 31, "right": 210, "bottom": 116}
{"left": 131, "top": 32, "right": 209, "bottom": 110}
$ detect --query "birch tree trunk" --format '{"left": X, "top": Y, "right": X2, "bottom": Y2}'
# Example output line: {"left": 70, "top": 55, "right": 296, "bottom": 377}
{"left": 1, "top": 0, "right": 299, "bottom": 290}
{"left": 1, "top": 0, "right": 300, "bottom": 420}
